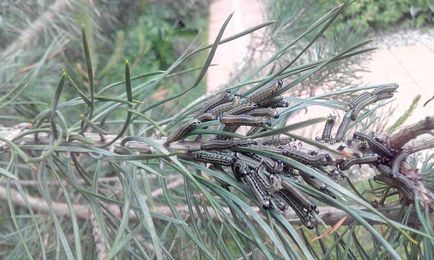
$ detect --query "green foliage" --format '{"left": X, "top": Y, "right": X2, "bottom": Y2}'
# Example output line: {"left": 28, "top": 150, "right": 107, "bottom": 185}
{"left": 320, "top": 0, "right": 434, "bottom": 30}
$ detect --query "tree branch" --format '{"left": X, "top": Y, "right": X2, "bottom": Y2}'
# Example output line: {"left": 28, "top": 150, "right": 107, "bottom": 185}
{"left": 389, "top": 116, "right": 434, "bottom": 150}
{"left": 0, "top": 185, "right": 420, "bottom": 226}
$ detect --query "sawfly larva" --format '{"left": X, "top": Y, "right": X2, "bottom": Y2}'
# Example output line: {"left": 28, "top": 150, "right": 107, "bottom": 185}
{"left": 166, "top": 119, "right": 201, "bottom": 144}
{"left": 281, "top": 179, "right": 318, "bottom": 212}
{"left": 353, "top": 132, "right": 395, "bottom": 158}
{"left": 248, "top": 108, "right": 279, "bottom": 118}
{"left": 321, "top": 115, "right": 336, "bottom": 142}
{"left": 220, "top": 115, "right": 271, "bottom": 126}
{"left": 339, "top": 154, "right": 380, "bottom": 170}
{"left": 246, "top": 80, "right": 283, "bottom": 104}
{"left": 198, "top": 89, "right": 232, "bottom": 114}
{"left": 391, "top": 151, "right": 409, "bottom": 177}
{"left": 262, "top": 138, "right": 293, "bottom": 146}
{"left": 282, "top": 147, "right": 330, "bottom": 166}
{"left": 335, "top": 112, "right": 352, "bottom": 142}
{"left": 372, "top": 83, "right": 398, "bottom": 96}
{"left": 192, "top": 151, "right": 237, "bottom": 166}
{"left": 276, "top": 190, "right": 314, "bottom": 229}
{"left": 244, "top": 172, "right": 272, "bottom": 209}
{"left": 226, "top": 103, "right": 258, "bottom": 115}
{"left": 200, "top": 139, "right": 257, "bottom": 150}
{"left": 196, "top": 113, "right": 216, "bottom": 122}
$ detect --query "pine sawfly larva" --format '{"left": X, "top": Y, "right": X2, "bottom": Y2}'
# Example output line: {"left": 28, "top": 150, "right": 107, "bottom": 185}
{"left": 246, "top": 80, "right": 283, "bottom": 104}
{"left": 335, "top": 112, "right": 352, "bottom": 142}
{"left": 166, "top": 119, "right": 201, "bottom": 144}
{"left": 200, "top": 139, "right": 257, "bottom": 150}
{"left": 192, "top": 151, "right": 237, "bottom": 166}
{"left": 321, "top": 115, "right": 336, "bottom": 142}
{"left": 282, "top": 147, "right": 330, "bottom": 166}
{"left": 248, "top": 108, "right": 279, "bottom": 118}
{"left": 353, "top": 132, "right": 394, "bottom": 158}
{"left": 196, "top": 113, "right": 216, "bottom": 122}
{"left": 281, "top": 179, "right": 318, "bottom": 212}
{"left": 391, "top": 151, "right": 409, "bottom": 177}
{"left": 198, "top": 89, "right": 232, "bottom": 114}
{"left": 339, "top": 154, "right": 380, "bottom": 170}
{"left": 244, "top": 171, "right": 272, "bottom": 209}
{"left": 372, "top": 83, "right": 398, "bottom": 96}
{"left": 220, "top": 115, "right": 271, "bottom": 126}
{"left": 226, "top": 103, "right": 258, "bottom": 115}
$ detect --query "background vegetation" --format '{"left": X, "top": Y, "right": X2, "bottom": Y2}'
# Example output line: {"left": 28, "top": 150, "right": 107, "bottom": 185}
{"left": 321, "top": 0, "right": 434, "bottom": 30}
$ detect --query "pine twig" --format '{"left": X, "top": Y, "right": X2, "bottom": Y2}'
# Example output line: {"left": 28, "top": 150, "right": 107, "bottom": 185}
{"left": 0, "top": 185, "right": 421, "bottom": 226}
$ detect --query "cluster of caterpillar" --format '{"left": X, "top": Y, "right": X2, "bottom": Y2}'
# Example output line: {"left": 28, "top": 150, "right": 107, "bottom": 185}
{"left": 166, "top": 82, "right": 415, "bottom": 228}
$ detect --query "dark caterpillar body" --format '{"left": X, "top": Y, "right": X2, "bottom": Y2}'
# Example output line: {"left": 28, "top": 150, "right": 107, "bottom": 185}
{"left": 248, "top": 108, "right": 279, "bottom": 118}
{"left": 281, "top": 179, "right": 318, "bottom": 213}
{"left": 347, "top": 92, "right": 370, "bottom": 109}
{"left": 198, "top": 89, "right": 232, "bottom": 114}
{"left": 391, "top": 151, "right": 409, "bottom": 177}
{"left": 231, "top": 160, "right": 250, "bottom": 180}
{"left": 353, "top": 132, "right": 395, "bottom": 158}
{"left": 374, "top": 169, "right": 414, "bottom": 200}
{"left": 192, "top": 151, "right": 237, "bottom": 166}
{"left": 276, "top": 190, "right": 314, "bottom": 229}
{"left": 244, "top": 171, "right": 272, "bottom": 209}
{"left": 351, "top": 95, "right": 378, "bottom": 120}
{"left": 262, "top": 138, "right": 293, "bottom": 146}
{"left": 335, "top": 112, "right": 352, "bottom": 142}
{"left": 372, "top": 83, "right": 398, "bottom": 95}
{"left": 166, "top": 119, "right": 201, "bottom": 144}
{"left": 201, "top": 139, "right": 257, "bottom": 150}
{"left": 246, "top": 80, "right": 283, "bottom": 104}
{"left": 282, "top": 147, "right": 330, "bottom": 166}
{"left": 339, "top": 154, "right": 381, "bottom": 171}
{"left": 226, "top": 103, "right": 258, "bottom": 115}
{"left": 248, "top": 153, "right": 283, "bottom": 174}
{"left": 196, "top": 113, "right": 216, "bottom": 122}
{"left": 321, "top": 115, "right": 336, "bottom": 142}
{"left": 220, "top": 115, "right": 271, "bottom": 126}
{"left": 246, "top": 126, "right": 263, "bottom": 136}
{"left": 208, "top": 102, "right": 235, "bottom": 116}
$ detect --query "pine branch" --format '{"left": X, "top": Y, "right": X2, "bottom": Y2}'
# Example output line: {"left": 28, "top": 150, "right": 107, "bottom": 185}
{"left": 0, "top": 184, "right": 419, "bottom": 226}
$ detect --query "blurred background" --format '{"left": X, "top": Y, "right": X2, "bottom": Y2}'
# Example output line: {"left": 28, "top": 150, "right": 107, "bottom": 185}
{"left": 1, "top": 0, "right": 433, "bottom": 129}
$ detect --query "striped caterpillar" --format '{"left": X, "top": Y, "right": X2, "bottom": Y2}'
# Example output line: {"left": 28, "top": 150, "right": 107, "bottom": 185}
{"left": 226, "top": 103, "right": 258, "bottom": 115}
{"left": 245, "top": 80, "right": 283, "bottom": 104}
{"left": 281, "top": 178, "right": 318, "bottom": 213}
{"left": 372, "top": 83, "right": 398, "bottom": 95}
{"left": 201, "top": 139, "right": 257, "bottom": 150}
{"left": 353, "top": 132, "right": 395, "bottom": 158}
{"left": 244, "top": 171, "right": 272, "bottom": 209}
{"left": 275, "top": 190, "right": 314, "bottom": 229}
{"left": 335, "top": 112, "right": 352, "bottom": 142}
{"left": 220, "top": 115, "right": 271, "bottom": 126}
{"left": 166, "top": 119, "right": 201, "bottom": 144}
{"left": 282, "top": 147, "right": 331, "bottom": 167}
{"left": 198, "top": 89, "right": 232, "bottom": 114}
{"left": 248, "top": 108, "right": 279, "bottom": 118}
{"left": 321, "top": 115, "right": 336, "bottom": 142}
{"left": 390, "top": 151, "right": 409, "bottom": 177}
{"left": 339, "top": 154, "right": 380, "bottom": 171}
{"left": 262, "top": 138, "right": 293, "bottom": 146}
{"left": 191, "top": 151, "right": 237, "bottom": 166}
